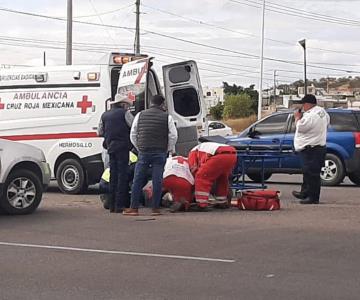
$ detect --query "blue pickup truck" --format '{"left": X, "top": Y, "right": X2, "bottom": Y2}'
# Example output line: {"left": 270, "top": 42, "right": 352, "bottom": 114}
{"left": 224, "top": 108, "right": 360, "bottom": 186}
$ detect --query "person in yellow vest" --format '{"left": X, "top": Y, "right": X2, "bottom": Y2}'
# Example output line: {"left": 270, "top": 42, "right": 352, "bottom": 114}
{"left": 100, "top": 151, "right": 138, "bottom": 210}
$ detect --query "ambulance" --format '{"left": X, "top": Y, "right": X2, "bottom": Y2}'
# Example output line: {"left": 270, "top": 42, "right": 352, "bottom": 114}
{"left": 0, "top": 53, "right": 206, "bottom": 194}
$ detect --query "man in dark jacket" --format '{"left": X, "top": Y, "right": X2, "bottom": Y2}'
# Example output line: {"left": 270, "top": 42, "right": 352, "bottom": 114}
{"left": 100, "top": 94, "right": 134, "bottom": 212}
{"left": 123, "top": 95, "right": 178, "bottom": 216}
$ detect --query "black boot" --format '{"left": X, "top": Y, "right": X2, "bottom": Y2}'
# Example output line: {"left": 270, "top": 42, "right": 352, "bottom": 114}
{"left": 300, "top": 198, "right": 319, "bottom": 205}
{"left": 292, "top": 191, "right": 307, "bottom": 200}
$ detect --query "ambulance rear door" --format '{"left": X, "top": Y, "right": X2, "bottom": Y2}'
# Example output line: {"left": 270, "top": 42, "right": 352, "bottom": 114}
{"left": 162, "top": 61, "right": 205, "bottom": 154}
{"left": 116, "top": 58, "right": 151, "bottom": 115}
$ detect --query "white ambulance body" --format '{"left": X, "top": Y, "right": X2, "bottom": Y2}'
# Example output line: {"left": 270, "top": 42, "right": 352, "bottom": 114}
{"left": 117, "top": 57, "right": 207, "bottom": 155}
{"left": 0, "top": 53, "right": 206, "bottom": 194}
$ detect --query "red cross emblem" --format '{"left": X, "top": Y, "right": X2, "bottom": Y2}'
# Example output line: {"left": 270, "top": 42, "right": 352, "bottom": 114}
{"left": 77, "top": 95, "right": 92, "bottom": 114}
{"left": 0, "top": 98, "right": 4, "bottom": 110}
{"left": 174, "top": 156, "right": 187, "bottom": 164}
{"left": 127, "top": 91, "right": 136, "bottom": 102}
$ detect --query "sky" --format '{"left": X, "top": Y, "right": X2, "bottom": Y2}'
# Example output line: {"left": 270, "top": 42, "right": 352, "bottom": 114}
{"left": 0, "top": 0, "right": 360, "bottom": 89}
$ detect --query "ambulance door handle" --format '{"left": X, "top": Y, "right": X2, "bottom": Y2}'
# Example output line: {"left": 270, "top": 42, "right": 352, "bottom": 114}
{"left": 272, "top": 138, "right": 280, "bottom": 143}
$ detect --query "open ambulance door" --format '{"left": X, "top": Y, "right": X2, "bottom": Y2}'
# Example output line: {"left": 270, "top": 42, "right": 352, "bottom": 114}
{"left": 163, "top": 61, "right": 205, "bottom": 155}
{"left": 116, "top": 58, "right": 151, "bottom": 116}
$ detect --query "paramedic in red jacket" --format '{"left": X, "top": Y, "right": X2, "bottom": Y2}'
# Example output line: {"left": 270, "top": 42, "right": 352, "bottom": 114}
{"left": 162, "top": 156, "right": 194, "bottom": 212}
{"left": 188, "top": 142, "right": 237, "bottom": 208}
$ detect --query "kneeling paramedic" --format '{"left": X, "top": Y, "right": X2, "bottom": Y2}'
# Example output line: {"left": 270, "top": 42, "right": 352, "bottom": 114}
{"left": 162, "top": 156, "right": 194, "bottom": 212}
{"left": 99, "top": 151, "right": 138, "bottom": 209}
{"left": 188, "top": 142, "right": 237, "bottom": 208}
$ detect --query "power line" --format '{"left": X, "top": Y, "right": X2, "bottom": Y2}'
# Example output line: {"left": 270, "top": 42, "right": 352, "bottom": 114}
{"left": 260, "top": 0, "right": 360, "bottom": 26}
{"left": 1, "top": 6, "right": 360, "bottom": 74}
{"left": 229, "top": 0, "right": 360, "bottom": 27}
{"left": 141, "top": 2, "right": 360, "bottom": 57}
{"left": 74, "top": 2, "right": 133, "bottom": 18}
{"left": 87, "top": 0, "right": 119, "bottom": 47}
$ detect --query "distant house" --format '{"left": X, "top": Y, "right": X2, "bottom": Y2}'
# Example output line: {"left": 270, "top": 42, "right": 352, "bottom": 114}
{"left": 203, "top": 87, "right": 224, "bottom": 113}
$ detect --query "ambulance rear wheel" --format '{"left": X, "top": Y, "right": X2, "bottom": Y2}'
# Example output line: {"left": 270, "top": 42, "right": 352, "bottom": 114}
{"left": 56, "top": 159, "right": 86, "bottom": 194}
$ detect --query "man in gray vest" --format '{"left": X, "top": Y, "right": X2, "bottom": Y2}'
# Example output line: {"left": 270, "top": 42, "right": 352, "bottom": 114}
{"left": 123, "top": 95, "right": 178, "bottom": 216}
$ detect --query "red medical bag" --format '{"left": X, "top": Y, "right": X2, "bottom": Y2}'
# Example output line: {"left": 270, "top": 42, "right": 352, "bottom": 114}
{"left": 236, "top": 190, "right": 280, "bottom": 211}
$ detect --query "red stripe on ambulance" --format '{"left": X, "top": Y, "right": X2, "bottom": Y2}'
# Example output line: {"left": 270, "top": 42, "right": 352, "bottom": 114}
{"left": 134, "top": 62, "right": 148, "bottom": 84}
{"left": 0, "top": 132, "right": 98, "bottom": 141}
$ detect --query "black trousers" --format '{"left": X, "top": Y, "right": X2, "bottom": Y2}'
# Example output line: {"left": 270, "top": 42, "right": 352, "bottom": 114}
{"left": 300, "top": 146, "right": 326, "bottom": 202}
{"left": 109, "top": 150, "right": 129, "bottom": 210}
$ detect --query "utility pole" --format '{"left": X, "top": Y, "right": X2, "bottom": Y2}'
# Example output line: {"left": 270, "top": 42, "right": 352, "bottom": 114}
{"left": 66, "top": 0, "right": 73, "bottom": 65}
{"left": 43, "top": 51, "right": 46, "bottom": 66}
{"left": 257, "top": 0, "right": 266, "bottom": 120}
{"left": 327, "top": 76, "right": 329, "bottom": 94}
{"left": 134, "top": 0, "right": 140, "bottom": 55}
{"left": 273, "top": 70, "right": 277, "bottom": 105}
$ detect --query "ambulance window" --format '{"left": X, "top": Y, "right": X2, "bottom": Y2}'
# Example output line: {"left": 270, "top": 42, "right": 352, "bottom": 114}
{"left": 173, "top": 88, "right": 200, "bottom": 117}
{"left": 111, "top": 67, "right": 121, "bottom": 100}
{"left": 169, "top": 66, "right": 191, "bottom": 84}
{"left": 147, "top": 70, "right": 159, "bottom": 102}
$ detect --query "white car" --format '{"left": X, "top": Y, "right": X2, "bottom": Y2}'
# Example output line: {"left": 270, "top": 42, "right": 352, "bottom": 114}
{"left": 0, "top": 139, "right": 51, "bottom": 215}
{"left": 207, "top": 121, "right": 233, "bottom": 137}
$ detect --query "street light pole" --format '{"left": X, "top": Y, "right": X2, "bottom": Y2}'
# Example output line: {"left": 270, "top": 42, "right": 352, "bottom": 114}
{"left": 298, "top": 39, "right": 307, "bottom": 95}
{"left": 257, "top": 0, "right": 266, "bottom": 121}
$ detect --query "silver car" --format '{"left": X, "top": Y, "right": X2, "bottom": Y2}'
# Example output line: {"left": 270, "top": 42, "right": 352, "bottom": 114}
{"left": 0, "top": 139, "right": 50, "bottom": 215}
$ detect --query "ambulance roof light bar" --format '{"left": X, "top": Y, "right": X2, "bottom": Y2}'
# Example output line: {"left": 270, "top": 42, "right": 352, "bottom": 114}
{"left": 109, "top": 52, "right": 148, "bottom": 66}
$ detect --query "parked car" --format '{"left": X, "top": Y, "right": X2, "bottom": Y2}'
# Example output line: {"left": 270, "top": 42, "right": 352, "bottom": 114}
{"left": 207, "top": 121, "right": 233, "bottom": 137}
{"left": 226, "top": 108, "right": 360, "bottom": 186}
{"left": 0, "top": 139, "right": 50, "bottom": 215}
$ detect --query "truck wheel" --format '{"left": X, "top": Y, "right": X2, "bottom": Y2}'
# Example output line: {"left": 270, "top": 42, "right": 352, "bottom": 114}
{"left": 247, "top": 172, "right": 272, "bottom": 183}
{"left": 0, "top": 169, "right": 43, "bottom": 215}
{"left": 348, "top": 172, "right": 360, "bottom": 186}
{"left": 56, "top": 159, "right": 86, "bottom": 194}
{"left": 320, "top": 153, "right": 345, "bottom": 186}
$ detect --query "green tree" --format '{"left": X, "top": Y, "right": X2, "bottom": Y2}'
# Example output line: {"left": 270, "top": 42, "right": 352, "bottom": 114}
{"left": 223, "top": 93, "right": 253, "bottom": 119}
{"left": 223, "top": 82, "right": 259, "bottom": 114}
{"left": 223, "top": 82, "right": 244, "bottom": 95}
{"left": 209, "top": 102, "right": 224, "bottom": 120}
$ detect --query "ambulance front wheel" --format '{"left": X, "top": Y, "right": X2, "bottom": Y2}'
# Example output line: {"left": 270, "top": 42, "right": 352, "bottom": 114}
{"left": 56, "top": 159, "right": 86, "bottom": 194}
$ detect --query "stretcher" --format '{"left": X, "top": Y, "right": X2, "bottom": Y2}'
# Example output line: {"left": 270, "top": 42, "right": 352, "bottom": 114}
{"left": 231, "top": 141, "right": 294, "bottom": 191}
{"left": 199, "top": 135, "right": 296, "bottom": 192}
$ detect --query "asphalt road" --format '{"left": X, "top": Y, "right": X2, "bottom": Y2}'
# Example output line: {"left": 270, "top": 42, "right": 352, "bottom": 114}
{"left": 0, "top": 175, "right": 359, "bottom": 300}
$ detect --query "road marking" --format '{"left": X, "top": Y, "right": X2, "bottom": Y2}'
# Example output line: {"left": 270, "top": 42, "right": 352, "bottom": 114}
{"left": 0, "top": 242, "right": 235, "bottom": 263}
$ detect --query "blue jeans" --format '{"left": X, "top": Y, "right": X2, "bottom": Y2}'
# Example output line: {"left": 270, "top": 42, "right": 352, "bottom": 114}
{"left": 130, "top": 152, "right": 167, "bottom": 209}
{"left": 109, "top": 150, "right": 129, "bottom": 210}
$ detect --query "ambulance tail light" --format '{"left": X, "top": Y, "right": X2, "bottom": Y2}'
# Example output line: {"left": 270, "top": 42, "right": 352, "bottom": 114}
{"left": 87, "top": 72, "right": 100, "bottom": 81}
{"left": 354, "top": 132, "right": 360, "bottom": 148}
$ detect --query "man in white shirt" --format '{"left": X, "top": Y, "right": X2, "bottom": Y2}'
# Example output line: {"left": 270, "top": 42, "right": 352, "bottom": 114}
{"left": 293, "top": 94, "right": 330, "bottom": 204}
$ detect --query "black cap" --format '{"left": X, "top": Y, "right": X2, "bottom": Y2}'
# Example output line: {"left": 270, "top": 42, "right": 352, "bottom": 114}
{"left": 299, "top": 94, "right": 317, "bottom": 104}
